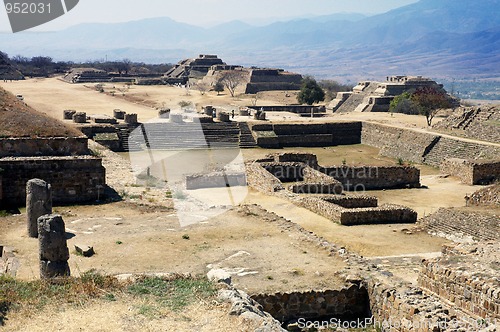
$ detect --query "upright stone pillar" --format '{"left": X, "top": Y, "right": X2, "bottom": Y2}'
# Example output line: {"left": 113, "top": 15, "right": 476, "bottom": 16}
{"left": 26, "top": 179, "right": 52, "bottom": 238}
{"left": 38, "top": 214, "right": 70, "bottom": 279}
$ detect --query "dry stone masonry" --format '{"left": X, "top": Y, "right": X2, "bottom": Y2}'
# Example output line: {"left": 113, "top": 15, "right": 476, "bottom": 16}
{"left": 440, "top": 158, "right": 500, "bottom": 185}
{"left": 26, "top": 178, "right": 52, "bottom": 238}
{"left": 38, "top": 214, "right": 70, "bottom": 279}
{"left": 246, "top": 153, "right": 418, "bottom": 225}
{"left": 418, "top": 208, "right": 499, "bottom": 242}
{"left": 361, "top": 122, "right": 500, "bottom": 166}
{"left": 419, "top": 242, "right": 500, "bottom": 321}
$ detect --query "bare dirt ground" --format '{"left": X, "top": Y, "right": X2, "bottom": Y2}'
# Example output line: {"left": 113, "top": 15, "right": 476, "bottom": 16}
{"left": 0, "top": 77, "right": 493, "bottom": 330}
{"left": 0, "top": 78, "right": 295, "bottom": 123}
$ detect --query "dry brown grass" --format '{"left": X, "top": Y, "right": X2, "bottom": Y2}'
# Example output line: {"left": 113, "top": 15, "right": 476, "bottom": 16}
{"left": 0, "top": 271, "right": 217, "bottom": 328}
{"left": 0, "top": 87, "right": 81, "bottom": 138}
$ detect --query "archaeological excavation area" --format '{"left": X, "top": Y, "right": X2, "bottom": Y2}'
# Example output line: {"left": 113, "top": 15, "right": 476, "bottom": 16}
{"left": 0, "top": 77, "right": 499, "bottom": 332}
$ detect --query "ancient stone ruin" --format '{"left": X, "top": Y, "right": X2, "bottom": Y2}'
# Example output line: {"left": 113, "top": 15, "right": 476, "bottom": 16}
{"left": 440, "top": 158, "right": 500, "bottom": 185}
{"left": 164, "top": 54, "right": 225, "bottom": 84}
{"left": 331, "top": 75, "right": 448, "bottom": 113}
{"left": 246, "top": 153, "right": 418, "bottom": 225}
{"left": 26, "top": 178, "right": 52, "bottom": 238}
{"left": 62, "top": 68, "right": 111, "bottom": 83}
{"left": 38, "top": 214, "right": 70, "bottom": 278}
{"left": 0, "top": 88, "right": 106, "bottom": 207}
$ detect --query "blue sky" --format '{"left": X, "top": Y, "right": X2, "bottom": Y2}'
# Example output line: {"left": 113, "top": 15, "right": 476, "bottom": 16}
{"left": 0, "top": 0, "right": 418, "bottom": 32}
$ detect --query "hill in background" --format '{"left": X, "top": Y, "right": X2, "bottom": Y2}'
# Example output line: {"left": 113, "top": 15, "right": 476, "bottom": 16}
{"left": 0, "top": 0, "right": 498, "bottom": 84}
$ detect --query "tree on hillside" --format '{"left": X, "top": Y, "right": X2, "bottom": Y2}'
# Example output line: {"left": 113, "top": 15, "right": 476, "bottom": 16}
{"left": 411, "top": 86, "right": 453, "bottom": 126}
{"left": 319, "top": 79, "right": 353, "bottom": 102}
{"left": 218, "top": 70, "right": 246, "bottom": 97}
{"left": 213, "top": 81, "right": 224, "bottom": 95}
{"left": 297, "top": 76, "right": 325, "bottom": 105}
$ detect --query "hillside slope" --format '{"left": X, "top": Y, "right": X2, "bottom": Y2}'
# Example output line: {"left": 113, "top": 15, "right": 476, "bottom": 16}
{"left": 0, "top": 86, "right": 81, "bottom": 137}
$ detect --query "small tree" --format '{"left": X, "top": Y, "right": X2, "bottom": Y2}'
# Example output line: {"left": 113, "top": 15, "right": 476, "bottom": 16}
{"left": 319, "top": 79, "right": 353, "bottom": 102}
{"left": 297, "top": 76, "right": 325, "bottom": 105}
{"left": 213, "top": 81, "right": 224, "bottom": 95}
{"left": 411, "top": 86, "right": 453, "bottom": 126}
{"left": 389, "top": 91, "right": 419, "bottom": 115}
{"left": 218, "top": 70, "right": 246, "bottom": 97}
{"left": 194, "top": 81, "right": 209, "bottom": 95}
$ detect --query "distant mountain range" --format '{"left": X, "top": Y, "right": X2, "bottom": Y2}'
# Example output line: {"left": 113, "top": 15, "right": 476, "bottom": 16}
{"left": 0, "top": 0, "right": 498, "bottom": 82}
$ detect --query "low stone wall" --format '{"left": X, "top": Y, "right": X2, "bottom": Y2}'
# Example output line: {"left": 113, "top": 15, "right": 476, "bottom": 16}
{"left": 418, "top": 208, "right": 499, "bottom": 242}
{"left": 261, "top": 162, "right": 305, "bottom": 182}
{"left": 247, "top": 105, "right": 326, "bottom": 115}
{"left": 0, "top": 156, "right": 106, "bottom": 205}
{"left": 322, "top": 195, "right": 378, "bottom": 208}
{"left": 251, "top": 284, "right": 370, "bottom": 324}
{"left": 246, "top": 162, "right": 284, "bottom": 193}
{"left": 419, "top": 242, "right": 500, "bottom": 320}
{"left": 269, "top": 152, "right": 319, "bottom": 168}
{"left": 252, "top": 122, "right": 361, "bottom": 148}
{"left": 298, "top": 196, "right": 342, "bottom": 221}
{"left": 185, "top": 172, "right": 246, "bottom": 190}
{"left": 0, "top": 137, "right": 89, "bottom": 157}
{"left": 440, "top": 158, "right": 500, "bottom": 185}
{"left": 298, "top": 197, "right": 416, "bottom": 225}
{"left": 320, "top": 166, "right": 420, "bottom": 190}
{"left": 339, "top": 204, "right": 417, "bottom": 226}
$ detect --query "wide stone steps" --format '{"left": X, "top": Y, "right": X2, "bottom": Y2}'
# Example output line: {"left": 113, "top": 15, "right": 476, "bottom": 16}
{"left": 238, "top": 122, "right": 257, "bottom": 148}
{"left": 123, "top": 122, "right": 241, "bottom": 151}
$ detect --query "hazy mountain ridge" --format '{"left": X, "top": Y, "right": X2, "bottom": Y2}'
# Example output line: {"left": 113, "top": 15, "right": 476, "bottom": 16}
{"left": 0, "top": 0, "right": 498, "bottom": 81}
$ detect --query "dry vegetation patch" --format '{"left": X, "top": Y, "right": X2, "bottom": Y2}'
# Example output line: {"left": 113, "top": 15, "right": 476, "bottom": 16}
{"left": 0, "top": 87, "right": 81, "bottom": 138}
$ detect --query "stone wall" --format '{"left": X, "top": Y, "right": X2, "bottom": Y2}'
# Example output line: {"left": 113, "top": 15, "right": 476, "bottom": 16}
{"left": 246, "top": 158, "right": 417, "bottom": 225}
{"left": 419, "top": 242, "right": 500, "bottom": 320}
{"left": 469, "top": 183, "right": 499, "bottom": 207}
{"left": 245, "top": 162, "right": 284, "bottom": 193}
{"left": 418, "top": 208, "right": 499, "bottom": 242}
{"left": 247, "top": 105, "right": 326, "bottom": 116}
{"left": 339, "top": 204, "right": 417, "bottom": 226}
{"left": 251, "top": 284, "right": 370, "bottom": 324}
{"left": 322, "top": 195, "right": 378, "bottom": 208}
{"left": 367, "top": 279, "right": 477, "bottom": 331}
{"left": 185, "top": 172, "right": 246, "bottom": 190}
{"left": 251, "top": 122, "right": 362, "bottom": 148}
{"left": 0, "top": 137, "right": 89, "bottom": 157}
{"left": 0, "top": 156, "right": 105, "bottom": 205}
{"left": 424, "top": 136, "right": 500, "bottom": 166}
{"left": 361, "top": 122, "right": 437, "bottom": 164}
{"left": 298, "top": 196, "right": 417, "bottom": 226}
{"left": 361, "top": 122, "right": 500, "bottom": 166}
{"left": 440, "top": 158, "right": 500, "bottom": 185}
{"left": 320, "top": 166, "right": 420, "bottom": 190}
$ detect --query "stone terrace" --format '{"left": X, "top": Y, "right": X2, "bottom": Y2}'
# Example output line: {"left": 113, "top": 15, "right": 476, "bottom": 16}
{"left": 419, "top": 242, "right": 500, "bottom": 320}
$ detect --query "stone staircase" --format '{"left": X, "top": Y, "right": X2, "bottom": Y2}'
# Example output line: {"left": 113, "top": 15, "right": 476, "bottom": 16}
{"left": 238, "top": 122, "right": 257, "bottom": 148}
{"left": 335, "top": 82, "right": 380, "bottom": 113}
{"left": 434, "top": 106, "right": 500, "bottom": 143}
{"left": 122, "top": 122, "right": 241, "bottom": 151}
{"left": 420, "top": 208, "right": 499, "bottom": 242}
